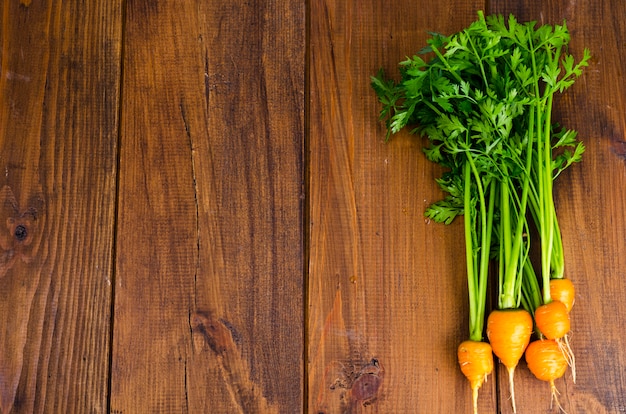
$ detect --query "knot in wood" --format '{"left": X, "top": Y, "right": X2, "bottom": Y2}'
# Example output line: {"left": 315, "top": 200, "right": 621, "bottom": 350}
{"left": 14, "top": 224, "right": 28, "bottom": 242}
{"left": 350, "top": 358, "right": 384, "bottom": 405}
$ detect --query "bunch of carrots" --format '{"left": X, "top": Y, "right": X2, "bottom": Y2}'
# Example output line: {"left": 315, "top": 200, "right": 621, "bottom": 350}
{"left": 372, "top": 12, "right": 589, "bottom": 413}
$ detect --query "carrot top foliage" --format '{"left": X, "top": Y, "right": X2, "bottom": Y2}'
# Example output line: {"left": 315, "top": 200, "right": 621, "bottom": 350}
{"left": 371, "top": 11, "right": 589, "bottom": 341}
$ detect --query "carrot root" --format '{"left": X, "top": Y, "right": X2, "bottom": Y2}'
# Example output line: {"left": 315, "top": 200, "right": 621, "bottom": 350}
{"left": 458, "top": 340, "right": 493, "bottom": 414}
{"left": 472, "top": 384, "right": 479, "bottom": 414}
{"left": 558, "top": 334, "right": 577, "bottom": 383}
{"left": 549, "top": 379, "right": 568, "bottom": 414}
{"left": 507, "top": 366, "right": 517, "bottom": 414}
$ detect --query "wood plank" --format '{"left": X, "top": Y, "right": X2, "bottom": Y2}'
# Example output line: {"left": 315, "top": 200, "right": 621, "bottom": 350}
{"left": 0, "top": 0, "right": 122, "bottom": 412}
{"left": 306, "top": 1, "right": 493, "bottom": 412}
{"left": 487, "top": 2, "right": 626, "bottom": 412}
{"left": 111, "top": 0, "right": 304, "bottom": 412}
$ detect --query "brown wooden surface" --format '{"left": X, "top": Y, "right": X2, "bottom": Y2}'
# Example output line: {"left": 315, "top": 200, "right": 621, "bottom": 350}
{"left": 111, "top": 0, "right": 304, "bottom": 412}
{"left": 1, "top": 0, "right": 625, "bottom": 413}
{"left": 0, "top": 0, "right": 121, "bottom": 412}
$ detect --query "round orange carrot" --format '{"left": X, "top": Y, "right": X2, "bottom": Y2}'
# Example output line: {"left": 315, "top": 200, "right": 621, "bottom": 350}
{"left": 486, "top": 309, "right": 533, "bottom": 413}
{"left": 525, "top": 339, "right": 568, "bottom": 411}
{"left": 525, "top": 339, "right": 568, "bottom": 381}
{"left": 534, "top": 299, "right": 576, "bottom": 382}
{"left": 549, "top": 279, "right": 575, "bottom": 312}
{"left": 458, "top": 340, "right": 494, "bottom": 414}
{"left": 534, "top": 300, "right": 570, "bottom": 340}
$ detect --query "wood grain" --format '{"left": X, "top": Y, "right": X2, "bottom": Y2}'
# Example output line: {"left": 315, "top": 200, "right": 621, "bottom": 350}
{"left": 307, "top": 1, "right": 492, "bottom": 412}
{"left": 111, "top": 0, "right": 304, "bottom": 412}
{"left": 0, "top": 0, "right": 121, "bottom": 412}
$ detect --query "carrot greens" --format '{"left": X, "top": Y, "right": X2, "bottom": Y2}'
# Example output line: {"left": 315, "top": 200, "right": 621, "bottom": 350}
{"left": 372, "top": 11, "right": 588, "bottom": 413}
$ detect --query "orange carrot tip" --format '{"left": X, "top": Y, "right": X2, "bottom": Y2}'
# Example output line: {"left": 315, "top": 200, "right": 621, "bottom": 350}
{"left": 525, "top": 339, "right": 569, "bottom": 413}
{"left": 549, "top": 279, "right": 575, "bottom": 312}
{"left": 486, "top": 309, "right": 533, "bottom": 414}
{"left": 458, "top": 340, "right": 494, "bottom": 414}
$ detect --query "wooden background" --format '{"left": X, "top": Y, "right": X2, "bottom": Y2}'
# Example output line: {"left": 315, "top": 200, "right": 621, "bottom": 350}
{"left": 1, "top": 0, "right": 624, "bottom": 412}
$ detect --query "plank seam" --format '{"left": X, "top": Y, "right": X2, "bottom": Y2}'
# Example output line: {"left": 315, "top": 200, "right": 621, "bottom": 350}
{"left": 303, "top": 0, "right": 312, "bottom": 412}
{"left": 107, "top": 0, "right": 128, "bottom": 412}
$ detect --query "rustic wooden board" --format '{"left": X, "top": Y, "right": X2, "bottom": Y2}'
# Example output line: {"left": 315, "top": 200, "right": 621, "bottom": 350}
{"left": 488, "top": 1, "right": 626, "bottom": 412}
{"left": 1, "top": 0, "right": 625, "bottom": 412}
{"left": 307, "top": 1, "right": 494, "bottom": 412}
{"left": 0, "top": 0, "right": 121, "bottom": 413}
{"left": 111, "top": 0, "right": 304, "bottom": 413}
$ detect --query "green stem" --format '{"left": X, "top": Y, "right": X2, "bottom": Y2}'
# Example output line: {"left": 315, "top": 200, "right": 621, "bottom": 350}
{"left": 464, "top": 162, "right": 479, "bottom": 340}
{"left": 498, "top": 106, "right": 534, "bottom": 310}
{"left": 541, "top": 94, "right": 555, "bottom": 303}
{"left": 527, "top": 32, "right": 556, "bottom": 304}
{"left": 430, "top": 45, "right": 465, "bottom": 86}
{"left": 522, "top": 260, "right": 542, "bottom": 312}
{"left": 466, "top": 34, "right": 489, "bottom": 89}
{"left": 551, "top": 213, "right": 565, "bottom": 278}
{"left": 465, "top": 152, "right": 493, "bottom": 341}
{"left": 499, "top": 170, "right": 514, "bottom": 309}
{"left": 479, "top": 179, "right": 496, "bottom": 329}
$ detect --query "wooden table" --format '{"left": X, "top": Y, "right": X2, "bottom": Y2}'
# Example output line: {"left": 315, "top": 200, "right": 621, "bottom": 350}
{"left": 1, "top": 0, "right": 625, "bottom": 412}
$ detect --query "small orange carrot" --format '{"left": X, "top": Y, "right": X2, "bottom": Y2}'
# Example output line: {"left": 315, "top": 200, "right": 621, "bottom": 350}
{"left": 486, "top": 309, "right": 533, "bottom": 413}
{"left": 534, "top": 299, "right": 576, "bottom": 382}
{"left": 549, "top": 279, "right": 575, "bottom": 312}
{"left": 534, "top": 300, "right": 570, "bottom": 340}
{"left": 525, "top": 339, "right": 568, "bottom": 412}
{"left": 458, "top": 340, "right": 494, "bottom": 414}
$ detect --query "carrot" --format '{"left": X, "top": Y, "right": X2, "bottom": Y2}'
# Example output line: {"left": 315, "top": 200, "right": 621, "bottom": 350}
{"left": 534, "top": 300, "right": 570, "bottom": 340}
{"left": 550, "top": 279, "right": 575, "bottom": 312}
{"left": 534, "top": 299, "right": 576, "bottom": 382}
{"left": 458, "top": 340, "right": 494, "bottom": 414}
{"left": 486, "top": 309, "right": 533, "bottom": 413}
{"left": 525, "top": 339, "right": 568, "bottom": 381}
{"left": 525, "top": 339, "right": 569, "bottom": 412}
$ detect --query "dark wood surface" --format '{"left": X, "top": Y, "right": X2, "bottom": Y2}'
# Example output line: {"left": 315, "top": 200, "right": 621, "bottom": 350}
{"left": 1, "top": 0, "right": 121, "bottom": 412}
{"left": 1, "top": 0, "right": 624, "bottom": 412}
